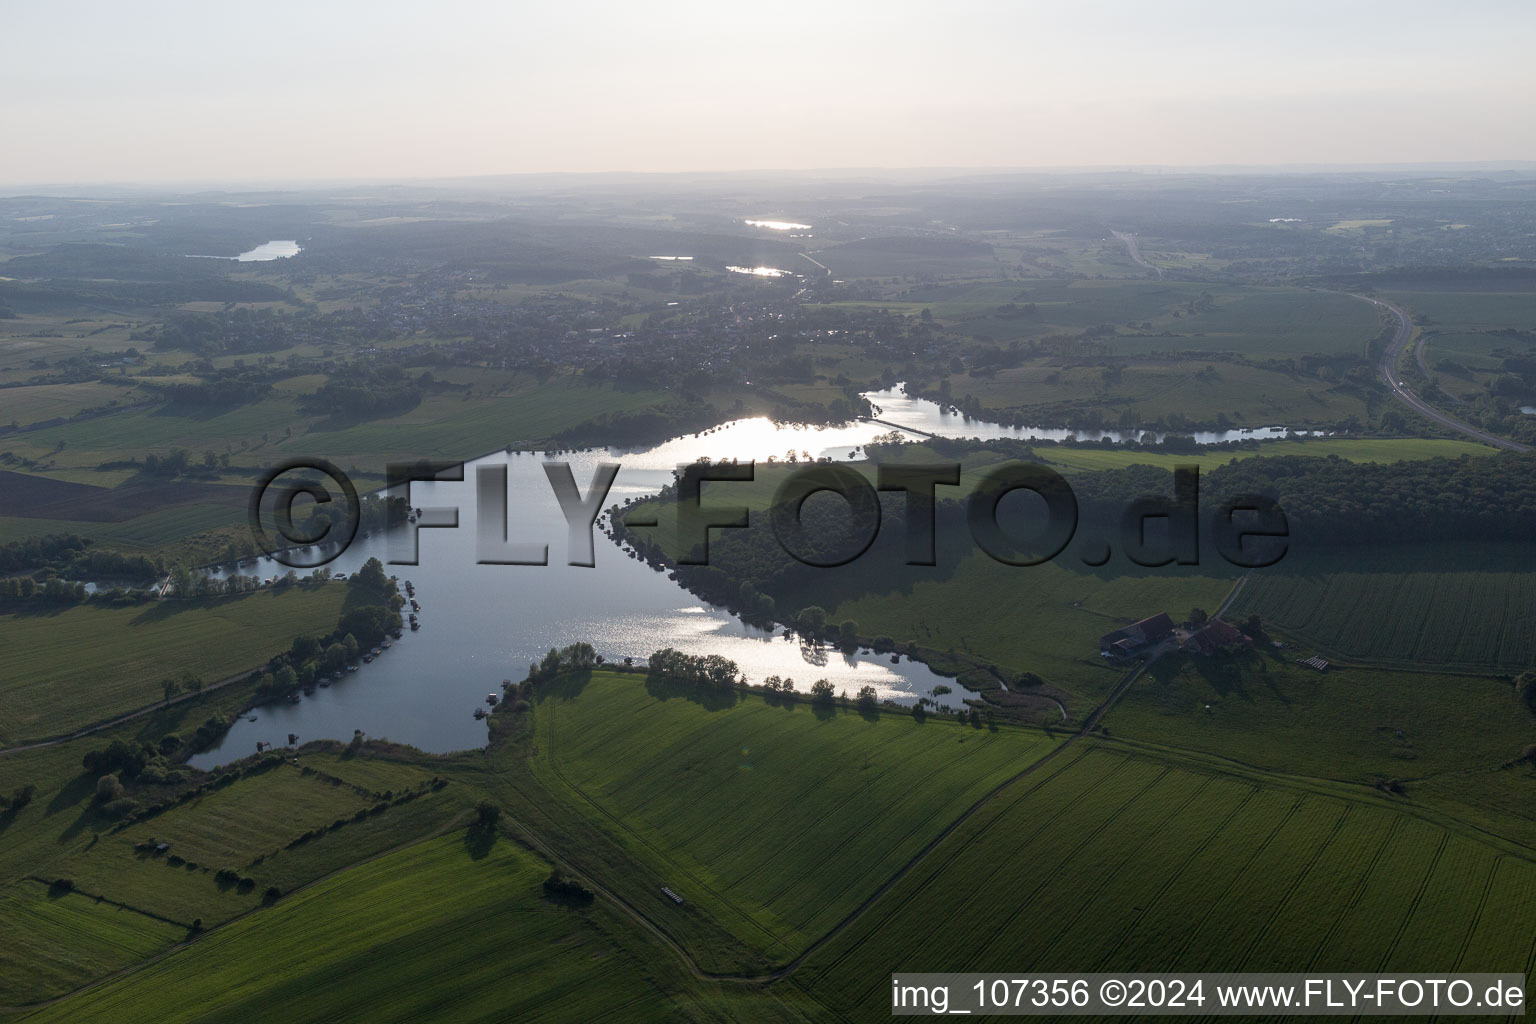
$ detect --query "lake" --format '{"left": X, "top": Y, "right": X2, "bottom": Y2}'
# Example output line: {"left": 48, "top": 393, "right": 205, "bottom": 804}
{"left": 190, "top": 416, "right": 965, "bottom": 768}
{"left": 191, "top": 387, "right": 1317, "bottom": 768}
{"left": 186, "top": 240, "right": 302, "bottom": 262}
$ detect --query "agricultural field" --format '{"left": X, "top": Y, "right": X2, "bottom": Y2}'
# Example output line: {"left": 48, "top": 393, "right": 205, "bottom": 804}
{"left": 0, "top": 740, "right": 468, "bottom": 1007}
{"left": 1037, "top": 437, "right": 1495, "bottom": 472}
{"left": 34, "top": 758, "right": 463, "bottom": 931}
{"left": 941, "top": 357, "right": 1374, "bottom": 430}
{"left": 792, "top": 551, "right": 1237, "bottom": 707}
{"left": 0, "top": 381, "right": 150, "bottom": 428}
{"left": 0, "top": 584, "right": 349, "bottom": 745}
{"left": 1228, "top": 542, "right": 1536, "bottom": 671}
{"left": 813, "top": 280, "right": 1378, "bottom": 359}
{"left": 0, "top": 882, "right": 187, "bottom": 1007}
{"left": 17, "top": 832, "right": 714, "bottom": 1024}
{"left": 1108, "top": 656, "right": 1536, "bottom": 841}
{"left": 795, "top": 744, "right": 1536, "bottom": 1021}
{"left": 1387, "top": 290, "right": 1536, "bottom": 332}
{"left": 0, "top": 373, "right": 667, "bottom": 476}
{"left": 527, "top": 670, "right": 1059, "bottom": 961}
{"left": 1399, "top": 290, "right": 1536, "bottom": 406}
{"left": 0, "top": 317, "right": 144, "bottom": 387}
{"left": 0, "top": 504, "right": 247, "bottom": 558}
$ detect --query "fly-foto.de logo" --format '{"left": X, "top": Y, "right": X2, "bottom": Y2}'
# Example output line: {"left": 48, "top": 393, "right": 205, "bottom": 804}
{"left": 248, "top": 459, "right": 1288, "bottom": 571}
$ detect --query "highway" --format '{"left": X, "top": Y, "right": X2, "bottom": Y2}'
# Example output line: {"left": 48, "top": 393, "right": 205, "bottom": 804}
{"left": 1352, "top": 293, "right": 1530, "bottom": 453}
{"left": 1111, "top": 229, "right": 1163, "bottom": 278}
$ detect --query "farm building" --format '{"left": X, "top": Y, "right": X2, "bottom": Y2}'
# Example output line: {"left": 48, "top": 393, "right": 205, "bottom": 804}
{"left": 1099, "top": 612, "right": 1175, "bottom": 658}
{"left": 1182, "top": 618, "right": 1253, "bottom": 656}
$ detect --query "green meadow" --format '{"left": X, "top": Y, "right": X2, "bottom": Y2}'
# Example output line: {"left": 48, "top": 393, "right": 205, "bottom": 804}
{"left": 527, "top": 670, "right": 1059, "bottom": 962}
{"left": 0, "top": 585, "right": 349, "bottom": 745}
{"left": 1037, "top": 437, "right": 1495, "bottom": 472}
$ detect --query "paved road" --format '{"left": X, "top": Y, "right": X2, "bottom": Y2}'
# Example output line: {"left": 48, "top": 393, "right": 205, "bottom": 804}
{"left": 1112, "top": 229, "right": 1163, "bottom": 278}
{"left": 1353, "top": 293, "right": 1529, "bottom": 453}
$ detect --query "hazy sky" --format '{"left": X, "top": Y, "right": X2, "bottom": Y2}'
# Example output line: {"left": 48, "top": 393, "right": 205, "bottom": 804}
{"left": 4, "top": 0, "right": 1534, "bottom": 184}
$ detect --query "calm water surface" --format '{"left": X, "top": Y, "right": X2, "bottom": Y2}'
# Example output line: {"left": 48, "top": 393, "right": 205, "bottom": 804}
{"left": 191, "top": 417, "right": 960, "bottom": 768}
{"left": 193, "top": 388, "right": 1324, "bottom": 767}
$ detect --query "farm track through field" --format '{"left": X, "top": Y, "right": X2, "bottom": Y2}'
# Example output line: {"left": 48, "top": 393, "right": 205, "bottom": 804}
{"left": 1452, "top": 857, "right": 1503, "bottom": 972}
{"left": 1163, "top": 794, "right": 1307, "bottom": 969}
{"left": 0, "top": 662, "right": 271, "bottom": 756}
{"left": 521, "top": 652, "right": 1162, "bottom": 986}
{"left": 536, "top": 700, "right": 787, "bottom": 954}
{"left": 1019, "top": 773, "right": 1215, "bottom": 968}
{"left": 965, "top": 765, "right": 1174, "bottom": 965}
{"left": 1305, "top": 816, "right": 1402, "bottom": 971}
{"left": 1374, "top": 833, "right": 1449, "bottom": 974}
{"left": 1092, "top": 783, "right": 1260, "bottom": 970}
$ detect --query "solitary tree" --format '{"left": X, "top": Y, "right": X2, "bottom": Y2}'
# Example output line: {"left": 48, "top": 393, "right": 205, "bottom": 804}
{"left": 474, "top": 800, "right": 500, "bottom": 832}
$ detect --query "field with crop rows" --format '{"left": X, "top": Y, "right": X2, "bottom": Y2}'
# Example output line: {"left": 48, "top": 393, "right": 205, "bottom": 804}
{"left": 0, "top": 882, "right": 186, "bottom": 1007}
{"left": 19, "top": 833, "right": 690, "bottom": 1024}
{"left": 1230, "top": 543, "right": 1536, "bottom": 670}
{"left": 796, "top": 745, "right": 1536, "bottom": 1021}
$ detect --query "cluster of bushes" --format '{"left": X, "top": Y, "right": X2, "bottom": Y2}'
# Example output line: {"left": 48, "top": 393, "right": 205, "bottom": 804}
{"left": 0, "top": 576, "right": 88, "bottom": 606}
{"left": 526, "top": 642, "right": 599, "bottom": 682}
{"left": 646, "top": 648, "right": 740, "bottom": 691}
{"left": 140, "top": 447, "right": 223, "bottom": 478}
{"left": 283, "top": 788, "right": 423, "bottom": 850}
{"left": 0, "top": 783, "right": 35, "bottom": 813}
{"left": 760, "top": 675, "right": 861, "bottom": 708}
{"left": 0, "top": 532, "right": 163, "bottom": 606}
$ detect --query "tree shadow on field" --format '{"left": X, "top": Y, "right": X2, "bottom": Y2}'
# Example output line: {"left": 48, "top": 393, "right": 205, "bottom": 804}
{"left": 55, "top": 803, "right": 101, "bottom": 845}
{"left": 642, "top": 674, "right": 738, "bottom": 711}
{"left": 537, "top": 670, "right": 594, "bottom": 704}
{"left": 46, "top": 773, "right": 96, "bottom": 818}
{"left": 129, "top": 591, "right": 259, "bottom": 626}
{"left": 5, "top": 601, "right": 77, "bottom": 620}
{"left": 463, "top": 825, "right": 496, "bottom": 861}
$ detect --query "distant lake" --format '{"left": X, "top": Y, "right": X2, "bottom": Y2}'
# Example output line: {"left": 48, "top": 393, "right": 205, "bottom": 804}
{"left": 187, "top": 239, "right": 302, "bottom": 262}
{"left": 727, "top": 265, "right": 788, "bottom": 277}
{"left": 744, "top": 219, "right": 811, "bottom": 231}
